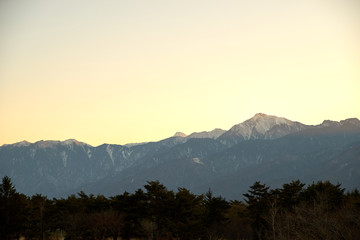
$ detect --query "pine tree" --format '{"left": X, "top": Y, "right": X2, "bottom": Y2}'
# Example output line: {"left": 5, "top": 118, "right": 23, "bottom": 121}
{"left": 144, "top": 180, "right": 175, "bottom": 239}
{"left": 0, "top": 176, "right": 29, "bottom": 240}
{"left": 243, "top": 181, "right": 270, "bottom": 240}
{"left": 173, "top": 188, "right": 204, "bottom": 240}
{"left": 203, "top": 189, "right": 230, "bottom": 239}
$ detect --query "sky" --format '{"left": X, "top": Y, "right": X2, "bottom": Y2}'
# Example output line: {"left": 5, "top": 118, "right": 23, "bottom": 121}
{"left": 0, "top": 0, "right": 359, "bottom": 146}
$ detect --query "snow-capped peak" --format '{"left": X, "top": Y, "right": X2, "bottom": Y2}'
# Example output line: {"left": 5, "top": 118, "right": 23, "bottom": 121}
{"left": 174, "top": 132, "right": 187, "bottom": 138}
{"left": 243, "top": 113, "right": 294, "bottom": 134}
{"left": 30, "top": 139, "right": 88, "bottom": 148}
{"left": 187, "top": 128, "right": 226, "bottom": 139}
{"left": 8, "top": 140, "right": 32, "bottom": 147}
{"left": 219, "top": 113, "right": 308, "bottom": 143}
{"left": 62, "top": 139, "right": 81, "bottom": 145}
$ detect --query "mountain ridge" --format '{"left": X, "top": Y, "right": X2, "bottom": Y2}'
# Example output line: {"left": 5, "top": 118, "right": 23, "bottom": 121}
{"left": 1, "top": 113, "right": 359, "bottom": 198}
{"left": 5, "top": 113, "right": 359, "bottom": 147}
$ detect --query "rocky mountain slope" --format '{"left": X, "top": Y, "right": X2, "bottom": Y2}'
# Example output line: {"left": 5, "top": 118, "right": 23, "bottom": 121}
{"left": 218, "top": 113, "right": 309, "bottom": 145}
{"left": 1, "top": 114, "right": 359, "bottom": 198}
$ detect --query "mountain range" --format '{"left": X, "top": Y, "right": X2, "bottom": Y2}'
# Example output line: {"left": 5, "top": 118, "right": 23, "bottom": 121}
{"left": 1, "top": 113, "right": 359, "bottom": 199}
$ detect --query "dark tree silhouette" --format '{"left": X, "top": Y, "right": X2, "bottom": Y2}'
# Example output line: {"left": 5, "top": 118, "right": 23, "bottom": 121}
{"left": 243, "top": 181, "right": 270, "bottom": 240}
{"left": 173, "top": 187, "right": 204, "bottom": 240}
{"left": 0, "top": 177, "right": 359, "bottom": 240}
{"left": 203, "top": 189, "right": 230, "bottom": 239}
{"left": 144, "top": 180, "right": 175, "bottom": 240}
{"left": 0, "top": 176, "right": 29, "bottom": 240}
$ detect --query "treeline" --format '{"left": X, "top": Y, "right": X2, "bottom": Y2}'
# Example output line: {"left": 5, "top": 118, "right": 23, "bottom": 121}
{"left": 1, "top": 176, "right": 360, "bottom": 240}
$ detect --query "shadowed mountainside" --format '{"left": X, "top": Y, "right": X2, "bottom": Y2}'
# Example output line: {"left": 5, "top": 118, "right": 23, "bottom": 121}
{"left": 1, "top": 113, "right": 359, "bottom": 198}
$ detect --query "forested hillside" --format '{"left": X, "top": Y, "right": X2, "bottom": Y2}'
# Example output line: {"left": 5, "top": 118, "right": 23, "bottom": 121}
{"left": 1, "top": 176, "right": 359, "bottom": 240}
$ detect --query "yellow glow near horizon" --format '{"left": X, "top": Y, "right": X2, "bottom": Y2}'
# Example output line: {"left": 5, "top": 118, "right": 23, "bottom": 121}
{"left": 0, "top": 0, "right": 359, "bottom": 146}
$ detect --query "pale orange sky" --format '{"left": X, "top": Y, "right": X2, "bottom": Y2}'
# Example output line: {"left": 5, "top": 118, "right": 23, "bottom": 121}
{"left": 0, "top": 0, "right": 359, "bottom": 146}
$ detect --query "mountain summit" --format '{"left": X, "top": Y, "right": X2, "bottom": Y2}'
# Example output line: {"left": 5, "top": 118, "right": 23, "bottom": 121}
{"left": 173, "top": 132, "right": 187, "bottom": 138}
{"left": 218, "top": 113, "right": 307, "bottom": 145}
{"left": 187, "top": 128, "right": 226, "bottom": 139}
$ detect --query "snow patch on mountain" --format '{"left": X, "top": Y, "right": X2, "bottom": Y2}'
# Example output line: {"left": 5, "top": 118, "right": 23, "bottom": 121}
{"left": 106, "top": 145, "right": 115, "bottom": 166}
{"left": 192, "top": 157, "right": 203, "bottom": 165}
{"left": 30, "top": 149, "right": 36, "bottom": 159}
{"left": 61, "top": 151, "right": 68, "bottom": 168}
{"left": 87, "top": 149, "right": 92, "bottom": 158}
{"left": 219, "top": 113, "right": 308, "bottom": 144}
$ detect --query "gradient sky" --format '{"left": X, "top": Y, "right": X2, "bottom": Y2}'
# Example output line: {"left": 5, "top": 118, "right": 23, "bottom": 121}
{"left": 1, "top": 0, "right": 359, "bottom": 146}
